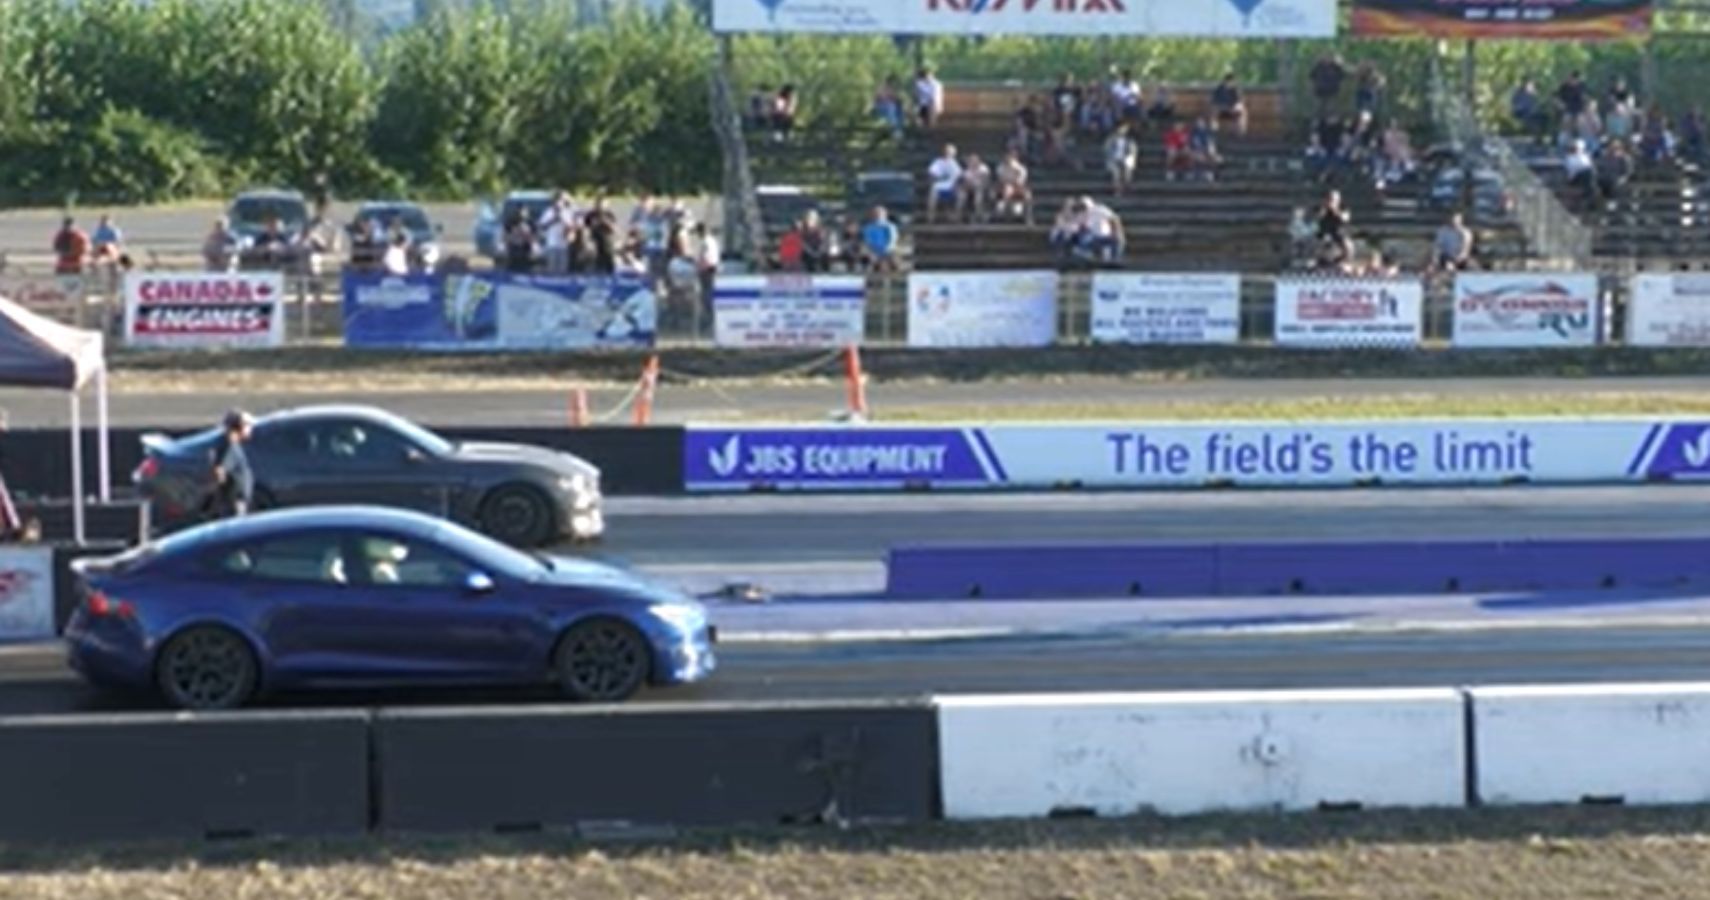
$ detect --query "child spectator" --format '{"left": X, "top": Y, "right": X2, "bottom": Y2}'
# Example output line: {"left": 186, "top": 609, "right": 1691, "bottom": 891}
{"left": 1049, "top": 199, "right": 1079, "bottom": 264}
{"left": 874, "top": 77, "right": 904, "bottom": 135}
{"left": 1163, "top": 120, "right": 1191, "bottom": 181}
{"left": 1104, "top": 125, "right": 1138, "bottom": 195}
{"left": 1188, "top": 117, "right": 1220, "bottom": 181}
{"left": 926, "top": 143, "right": 962, "bottom": 223}
{"left": 1212, "top": 73, "right": 1247, "bottom": 136}
{"left": 914, "top": 66, "right": 944, "bottom": 130}
{"left": 778, "top": 222, "right": 805, "bottom": 271}
{"left": 1316, "top": 190, "right": 1350, "bottom": 245}
{"left": 995, "top": 150, "right": 1034, "bottom": 224}
{"left": 799, "top": 210, "right": 832, "bottom": 273}
{"left": 956, "top": 152, "right": 992, "bottom": 222}
{"left": 861, "top": 206, "right": 899, "bottom": 273}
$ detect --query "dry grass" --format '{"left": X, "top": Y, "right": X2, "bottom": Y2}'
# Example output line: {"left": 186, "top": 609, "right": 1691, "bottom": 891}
{"left": 7, "top": 807, "right": 1710, "bottom": 899}
{"left": 859, "top": 392, "right": 1710, "bottom": 422}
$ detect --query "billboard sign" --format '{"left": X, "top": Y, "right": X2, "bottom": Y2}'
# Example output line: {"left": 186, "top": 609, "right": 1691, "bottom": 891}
{"left": 715, "top": 0, "right": 1336, "bottom": 36}
{"left": 1274, "top": 278, "right": 1423, "bottom": 348}
{"left": 123, "top": 272, "right": 286, "bottom": 349}
{"left": 343, "top": 273, "right": 656, "bottom": 350}
{"left": 1452, "top": 273, "right": 1601, "bottom": 348}
{"left": 1091, "top": 272, "right": 1241, "bottom": 345}
{"left": 1352, "top": 0, "right": 1652, "bottom": 38}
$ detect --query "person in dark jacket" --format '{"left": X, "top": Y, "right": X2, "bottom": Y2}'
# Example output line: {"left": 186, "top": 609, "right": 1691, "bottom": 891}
{"left": 210, "top": 410, "right": 255, "bottom": 519}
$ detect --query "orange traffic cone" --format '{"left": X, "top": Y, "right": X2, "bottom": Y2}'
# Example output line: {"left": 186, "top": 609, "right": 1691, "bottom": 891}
{"left": 844, "top": 344, "right": 868, "bottom": 420}
{"left": 568, "top": 387, "right": 590, "bottom": 427}
{"left": 633, "top": 355, "right": 661, "bottom": 426}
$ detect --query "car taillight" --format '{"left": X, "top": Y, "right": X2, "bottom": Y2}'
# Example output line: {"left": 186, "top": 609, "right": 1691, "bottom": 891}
{"left": 86, "top": 591, "right": 136, "bottom": 619}
{"left": 134, "top": 457, "right": 159, "bottom": 482}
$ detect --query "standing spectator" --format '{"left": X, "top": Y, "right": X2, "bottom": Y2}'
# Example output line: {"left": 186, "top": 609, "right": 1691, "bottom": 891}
{"left": 540, "top": 191, "right": 574, "bottom": 274}
{"left": 926, "top": 143, "right": 962, "bottom": 224}
{"left": 52, "top": 216, "right": 89, "bottom": 278}
{"left": 382, "top": 231, "right": 411, "bottom": 276}
{"left": 1012, "top": 97, "right": 1043, "bottom": 162}
{"left": 503, "top": 217, "right": 535, "bottom": 273}
{"left": 995, "top": 150, "right": 1034, "bottom": 224}
{"left": 956, "top": 152, "right": 992, "bottom": 222}
{"left": 777, "top": 222, "right": 805, "bottom": 271}
{"left": 1596, "top": 140, "right": 1635, "bottom": 203}
{"left": 584, "top": 198, "right": 617, "bottom": 275}
{"left": 1080, "top": 82, "right": 1115, "bottom": 136}
{"left": 203, "top": 217, "right": 237, "bottom": 272}
{"left": 1189, "top": 117, "right": 1220, "bottom": 181}
{"left": 693, "top": 223, "right": 720, "bottom": 326}
{"left": 772, "top": 85, "right": 799, "bottom": 138}
{"left": 799, "top": 211, "right": 832, "bottom": 273}
{"left": 1604, "top": 97, "right": 1636, "bottom": 144}
{"left": 1607, "top": 76, "right": 1634, "bottom": 111}
{"left": 914, "top": 66, "right": 944, "bottom": 130}
{"left": 1353, "top": 63, "right": 1385, "bottom": 117}
{"left": 1104, "top": 124, "right": 1139, "bottom": 195}
{"left": 1679, "top": 107, "right": 1706, "bottom": 165}
{"left": 1050, "top": 73, "right": 1082, "bottom": 132}
{"left": 1563, "top": 139, "right": 1597, "bottom": 205}
{"left": 1316, "top": 189, "right": 1350, "bottom": 245}
{"left": 874, "top": 76, "right": 905, "bottom": 135}
{"left": 1162, "top": 119, "right": 1191, "bottom": 181}
{"left": 1304, "top": 133, "right": 1330, "bottom": 182}
{"left": 1511, "top": 79, "right": 1549, "bottom": 145}
{"left": 249, "top": 217, "right": 294, "bottom": 271}
{"left": 1145, "top": 79, "right": 1176, "bottom": 126}
{"left": 300, "top": 202, "right": 337, "bottom": 300}
{"left": 209, "top": 410, "right": 255, "bottom": 519}
{"left": 1433, "top": 213, "right": 1473, "bottom": 271}
{"left": 90, "top": 213, "right": 125, "bottom": 298}
{"left": 861, "top": 206, "right": 899, "bottom": 273}
{"left": 1640, "top": 109, "right": 1676, "bottom": 166}
{"left": 1212, "top": 72, "right": 1247, "bottom": 137}
{"left": 1310, "top": 54, "right": 1347, "bottom": 114}
{"left": 1111, "top": 68, "right": 1142, "bottom": 128}
{"left": 1574, "top": 101, "right": 1603, "bottom": 151}
{"left": 1287, "top": 207, "right": 1317, "bottom": 268}
{"left": 1557, "top": 71, "right": 1589, "bottom": 121}
{"left": 1049, "top": 199, "right": 1080, "bottom": 264}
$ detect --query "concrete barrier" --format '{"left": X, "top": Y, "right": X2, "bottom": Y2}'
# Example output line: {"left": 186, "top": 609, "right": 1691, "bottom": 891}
{"left": 0, "top": 710, "right": 370, "bottom": 843}
{"left": 937, "top": 689, "right": 1466, "bottom": 819}
{"left": 888, "top": 538, "right": 1710, "bottom": 599}
{"left": 1471, "top": 683, "right": 1710, "bottom": 806}
{"left": 374, "top": 700, "right": 937, "bottom": 833}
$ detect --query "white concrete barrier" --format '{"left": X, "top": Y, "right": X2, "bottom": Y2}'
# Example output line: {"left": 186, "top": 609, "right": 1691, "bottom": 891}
{"left": 936, "top": 689, "right": 1466, "bottom": 819}
{"left": 1472, "top": 683, "right": 1710, "bottom": 806}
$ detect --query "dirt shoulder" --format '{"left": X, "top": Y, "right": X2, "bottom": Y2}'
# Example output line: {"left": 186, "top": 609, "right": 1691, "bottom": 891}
{"left": 4, "top": 807, "right": 1710, "bottom": 899}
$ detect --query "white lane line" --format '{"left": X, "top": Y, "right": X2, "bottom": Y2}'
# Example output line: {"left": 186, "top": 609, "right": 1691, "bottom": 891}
{"left": 1200, "top": 614, "right": 1710, "bottom": 637}
{"left": 719, "top": 627, "right": 1015, "bottom": 644}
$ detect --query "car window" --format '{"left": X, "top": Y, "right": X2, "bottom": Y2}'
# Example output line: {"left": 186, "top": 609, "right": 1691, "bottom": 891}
{"left": 310, "top": 422, "right": 411, "bottom": 465}
{"left": 219, "top": 534, "right": 348, "bottom": 585}
{"left": 353, "top": 535, "right": 471, "bottom": 587}
{"left": 250, "top": 423, "right": 312, "bottom": 458}
{"left": 232, "top": 197, "right": 307, "bottom": 228}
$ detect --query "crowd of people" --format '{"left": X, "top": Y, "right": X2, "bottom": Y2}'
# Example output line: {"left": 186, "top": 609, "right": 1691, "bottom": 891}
{"left": 1511, "top": 71, "right": 1704, "bottom": 210}
{"left": 1299, "top": 55, "right": 1418, "bottom": 195}
{"left": 774, "top": 205, "right": 902, "bottom": 274}
{"left": 493, "top": 193, "right": 721, "bottom": 300}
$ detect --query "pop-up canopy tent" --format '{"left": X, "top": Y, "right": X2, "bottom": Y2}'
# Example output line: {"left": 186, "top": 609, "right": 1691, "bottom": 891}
{"left": 0, "top": 296, "right": 109, "bottom": 544}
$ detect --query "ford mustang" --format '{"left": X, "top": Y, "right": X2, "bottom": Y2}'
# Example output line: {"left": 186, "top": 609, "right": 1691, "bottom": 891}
{"left": 66, "top": 506, "right": 713, "bottom": 710}
{"left": 135, "top": 404, "right": 603, "bottom": 546}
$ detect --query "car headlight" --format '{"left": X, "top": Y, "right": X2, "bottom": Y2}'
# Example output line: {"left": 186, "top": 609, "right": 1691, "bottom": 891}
{"left": 649, "top": 603, "right": 704, "bottom": 632}
{"left": 560, "top": 473, "right": 595, "bottom": 496}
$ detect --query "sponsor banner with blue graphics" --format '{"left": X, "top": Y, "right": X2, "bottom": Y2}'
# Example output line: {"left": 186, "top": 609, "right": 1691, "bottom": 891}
{"left": 714, "top": 275, "right": 866, "bottom": 348}
{"left": 1452, "top": 273, "right": 1601, "bottom": 348}
{"left": 1091, "top": 272, "right": 1241, "bottom": 345}
{"left": 343, "top": 273, "right": 655, "bottom": 350}
{"left": 1274, "top": 277, "right": 1423, "bottom": 348}
{"left": 907, "top": 271, "right": 1057, "bottom": 348}
{"left": 684, "top": 419, "right": 1710, "bottom": 491}
{"left": 713, "top": 0, "right": 1336, "bottom": 37}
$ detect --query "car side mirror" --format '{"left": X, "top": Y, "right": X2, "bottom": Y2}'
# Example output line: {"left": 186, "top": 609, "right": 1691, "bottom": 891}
{"left": 465, "top": 571, "right": 495, "bottom": 595}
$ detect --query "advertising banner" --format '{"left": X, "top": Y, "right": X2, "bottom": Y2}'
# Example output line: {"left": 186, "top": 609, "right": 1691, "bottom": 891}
{"left": 123, "top": 272, "right": 285, "bottom": 349}
{"left": 1273, "top": 278, "right": 1423, "bottom": 348}
{"left": 1628, "top": 274, "right": 1710, "bottom": 347}
{"left": 714, "top": 275, "right": 866, "bottom": 348}
{"left": 1351, "top": 0, "right": 1651, "bottom": 39}
{"left": 685, "top": 419, "right": 1710, "bottom": 491}
{"left": 714, "top": 0, "right": 1336, "bottom": 36}
{"left": 907, "top": 271, "right": 1057, "bottom": 348}
{"left": 1452, "top": 273, "right": 1601, "bottom": 348}
{"left": 343, "top": 273, "right": 656, "bottom": 350}
{"left": 0, "top": 547, "right": 54, "bottom": 640}
{"left": 1091, "top": 272, "right": 1241, "bottom": 345}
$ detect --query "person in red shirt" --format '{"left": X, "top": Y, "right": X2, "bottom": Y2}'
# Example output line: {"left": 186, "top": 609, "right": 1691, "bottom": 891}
{"left": 52, "top": 217, "right": 89, "bottom": 275}
{"left": 1163, "top": 121, "right": 1192, "bottom": 181}
{"left": 778, "top": 223, "right": 805, "bottom": 271}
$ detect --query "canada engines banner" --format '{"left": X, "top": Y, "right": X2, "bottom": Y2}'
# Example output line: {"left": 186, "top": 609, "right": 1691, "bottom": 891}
{"left": 1628, "top": 274, "right": 1710, "bottom": 347}
{"left": 123, "top": 272, "right": 286, "bottom": 349}
{"left": 1351, "top": 0, "right": 1651, "bottom": 38}
{"left": 1452, "top": 273, "right": 1601, "bottom": 348}
{"left": 713, "top": 0, "right": 1336, "bottom": 37}
{"left": 1273, "top": 278, "right": 1423, "bottom": 348}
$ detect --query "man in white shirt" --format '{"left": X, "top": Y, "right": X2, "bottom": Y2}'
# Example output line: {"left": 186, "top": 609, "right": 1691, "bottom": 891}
{"left": 914, "top": 66, "right": 944, "bottom": 130}
{"left": 539, "top": 192, "right": 573, "bottom": 274}
{"left": 1078, "top": 196, "right": 1123, "bottom": 263}
{"left": 694, "top": 222, "right": 720, "bottom": 331}
{"left": 926, "top": 143, "right": 963, "bottom": 224}
{"left": 381, "top": 232, "right": 411, "bottom": 276}
{"left": 1563, "top": 139, "right": 1596, "bottom": 204}
{"left": 956, "top": 152, "right": 992, "bottom": 223}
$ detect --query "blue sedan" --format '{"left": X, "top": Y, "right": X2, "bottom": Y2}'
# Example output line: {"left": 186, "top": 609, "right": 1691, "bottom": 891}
{"left": 65, "top": 507, "right": 715, "bottom": 709}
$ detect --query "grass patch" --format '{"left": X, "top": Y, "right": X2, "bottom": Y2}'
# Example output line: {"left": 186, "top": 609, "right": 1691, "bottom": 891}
{"left": 6, "top": 807, "right": 1710, "bottom": 898}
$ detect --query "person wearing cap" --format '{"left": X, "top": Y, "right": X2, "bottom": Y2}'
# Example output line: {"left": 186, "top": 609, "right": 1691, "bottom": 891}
{"left": 210, "top": 410, "right": 255, "bottom": 518}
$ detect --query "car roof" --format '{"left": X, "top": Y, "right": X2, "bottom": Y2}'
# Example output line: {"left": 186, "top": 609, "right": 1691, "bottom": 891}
{"left": 233, "top": 189, "right": 306, "bottom": 202}
{"left": 256, "top": 404, "right": 402, "bottom": 426}
{"left": 504, "top": 191, "right": 555, "bottom": 202}
{"left": 165, "top": 505, "right": 446, "bottom": 550}
{"left": 357, "top": 200, "right": 427, "bottom": 212}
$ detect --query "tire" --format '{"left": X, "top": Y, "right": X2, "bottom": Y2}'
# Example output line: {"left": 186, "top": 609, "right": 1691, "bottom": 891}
{"left": 155, "top": 626, "right": 259, "bottom": 711}
{"left": 479, "top": 484, "right": 555, "bottom": 547}
{"left": 553, "top": 618, "right": 650, "bottom": 703}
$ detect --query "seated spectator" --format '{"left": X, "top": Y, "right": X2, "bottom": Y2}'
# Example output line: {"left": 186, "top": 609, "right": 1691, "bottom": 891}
{"left": 1574, "top": 101, "right": 1603, "bottom": 150}
{"left": 1049, "top": 200, "right": 1079, "bottom": 263}
{"left": 1112, "top": 68, "right": 1143, "bottom": 128}
{"left": 1680, "top": 107, "right": 1706, "bottom": 165}
{"left": 925, "top": 143, "right": 962, "bottom": 224}
{"left": 1163, "top": 119, "right": 1192, "bottom": 181}
{"left": 1511, "top": 79, "right": 1550, "bottom": 145}
{"left": 1563, "top": 139, "right": 1597, "bottom": 204}
{"left": 836, "top": 217, "right": 863, "bottom": 272}
{"left": 995, "top": 150, "right": 1034, "bottom": 224}
{"left": 1188, "top": 117, "right": 1220, "bottom": 181}
{"left": 1316, "top": 190, "right": 1349, "bottom": 245}
{"left": 771, "top": 85, "right": 798, "bottom": 137}
{"left": 1432, "top": 213, "right": 1473, "bottom": 271}
{"left": 1287, "top": 207, "right": 1317, "bottom": 268}
{"left": 1315, "top": 233, "right": 1355, "bottom": 273}
{"left": 1145, "top": 80, "right": 1176, "bottom": 125}
{"left": 1375, "top": 121, "right": 1416, "bottom": 190}
{"left": 1640, "top": 110, "right": 1676, "bottom": 166}
{"left": 1105, "top": 124, "right": 1139, "bottom": 195}
{"left": 1080, "top": 86, "right": 1114, "bottom": 136}
{"left": 1077, "top": 196, "right": 1124, "bottom": 264}
{"left": 1557, "top": 71, "right": 1589, "bottom": 122}
{"left": 861, "top": 206, "right": 899, "bottom": 273}
{"left": 914, "top": 66, "right": 943, "bottom": 130}
{"left": 777, "top": 222, "right": 804, "bottom": 271}
{"left": 1354, "top": 62, "right": 1385, "bottom": 116}
{"left": 799, "top": 210, "right": 832, "bottom": 272}
{"left": 1304, "top": 133, "right": 1330, "bottom": 181}
{"left": 1596, "top": 140, "right": 1635, "bottom": 203}
{"left": 1359, "top": 248, "right": 1398, "bottom": 278}
{"left": 956, "top": 152, "right": 992, "bottom": 222}
{"left": 873, "top": 77, "right": 905, "bottom": 134}
{"left": 1050, "top": 73, "right": 1082, "bottom": 132}
{"left": 1212, "top": 72, "right": 1247, "bottom": 136}
{"left": 1605, "top": 99, "right": 1636, "bottom": 144}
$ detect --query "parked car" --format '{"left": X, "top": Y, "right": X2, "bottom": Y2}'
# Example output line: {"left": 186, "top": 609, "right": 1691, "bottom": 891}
{"left": 474, "top": 190, "right": 556, "bottom": 261}
{"left": 349, "top": 200, "right": 443, "bottom": 272}
{"left": 228, "top": 188, "right": 310, "bottom": 270}
{"left": 134, "top": 405, "right": 603, "bottom": 546}
{"left": 66, "top": 506, "right": 715, "bottom": 710}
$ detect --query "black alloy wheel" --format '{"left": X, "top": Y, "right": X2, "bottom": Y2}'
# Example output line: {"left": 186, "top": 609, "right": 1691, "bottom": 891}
{"left": 480, "top": 485, "right": 553, "bottom": 546}
{"left": 555, "top": 619, "right": 650, "bottom": 702}
{"left": 155, "top": 626, "right": 258, "bottom": 710}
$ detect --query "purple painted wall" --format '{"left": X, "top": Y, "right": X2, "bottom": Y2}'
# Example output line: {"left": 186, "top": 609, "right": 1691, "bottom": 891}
{"left": 885, "top": 538, "right": 1710, "bottom": 600}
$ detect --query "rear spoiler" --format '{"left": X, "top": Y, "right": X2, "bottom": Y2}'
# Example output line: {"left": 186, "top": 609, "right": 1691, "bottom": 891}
{"left": 139, "top": 432, "right": 174, "bottom": 455}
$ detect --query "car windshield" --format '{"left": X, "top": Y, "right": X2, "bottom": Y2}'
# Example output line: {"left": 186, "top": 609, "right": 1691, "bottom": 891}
{"left": 503, "top": 199, "right": 551, "bottom": 224}
{"left": 435, "top": 519, "right": 547, "bottom": 578}
{"left": 364, "top": 206, "right": 432, "bottom": 233}
{"left": 232, "top": 197, "right": 306, "bottom": 228}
